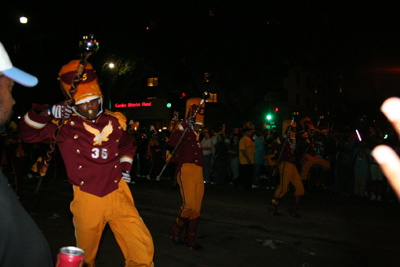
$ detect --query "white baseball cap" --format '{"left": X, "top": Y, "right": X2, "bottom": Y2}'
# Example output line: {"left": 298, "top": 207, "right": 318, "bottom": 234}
{"left": 0, "top": 42, "right": 38, "bottom": 87}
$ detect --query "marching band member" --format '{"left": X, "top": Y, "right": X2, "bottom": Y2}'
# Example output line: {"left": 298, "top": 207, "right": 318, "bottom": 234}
{"left": 296, "top": 117, "right": 330, "bottom": 190}
{"left": 167, "top": 98, "right": 205, "bottom": 251}
{"left": 18, "top": 60, "right": 154, "bottom": 267}
{"left": 268, "top": 120, "right": 305, "bottom": 217}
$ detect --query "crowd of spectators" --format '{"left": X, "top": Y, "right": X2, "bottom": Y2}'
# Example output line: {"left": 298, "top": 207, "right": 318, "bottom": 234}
{"left": 124, "top": 121, "right": 398, "bottom": 202}
{"left": 1, "top": 118, "right": 398, "bottom": 202}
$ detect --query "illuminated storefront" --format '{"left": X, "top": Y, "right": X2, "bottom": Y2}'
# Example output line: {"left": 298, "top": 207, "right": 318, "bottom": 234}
{"left": 113, "top": 98, "right": 172, "bottom": 131}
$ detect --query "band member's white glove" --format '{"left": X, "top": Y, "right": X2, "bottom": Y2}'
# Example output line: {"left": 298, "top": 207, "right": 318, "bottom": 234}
{"left": 185, "top": 117, "right": 195, "bottom": 128}
{"left": 48, "top": 102, "right": 73, "bottom": 119}
{"left": 122, "top": 171, "right": 131, "bottom": 183}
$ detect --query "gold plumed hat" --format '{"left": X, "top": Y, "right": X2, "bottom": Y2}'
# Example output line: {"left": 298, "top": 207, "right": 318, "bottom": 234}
{"left": 300, "top": 117, "right": 315, "bottom": 131}
{"left": 185, "top": 98, "right": 205, "bottom": 125}
{"left": 58, "top": 60, "right": 102, "bottom": 105}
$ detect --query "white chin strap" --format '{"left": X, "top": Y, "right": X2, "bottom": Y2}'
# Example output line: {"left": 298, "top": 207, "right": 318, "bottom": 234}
{"left": 72, "top": 97, "right": 104, "bottom": 120}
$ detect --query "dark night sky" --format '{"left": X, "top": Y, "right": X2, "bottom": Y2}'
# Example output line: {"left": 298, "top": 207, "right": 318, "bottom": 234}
{"left": 2, "top": 1, "right": 400, "bottom": 118}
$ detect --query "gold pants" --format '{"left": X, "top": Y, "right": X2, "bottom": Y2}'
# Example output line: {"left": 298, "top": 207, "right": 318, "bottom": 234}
{"left": 274, "top": 161, "right": 305, "bottom": 198}
{"left": 300, "top": 154, "right": 330, "bottom": 180}
{"left": 71, "top": 179, "right": 154, "bottom": 267}
{"left": 177, "top": 163, "right": 204, "bottom": 219}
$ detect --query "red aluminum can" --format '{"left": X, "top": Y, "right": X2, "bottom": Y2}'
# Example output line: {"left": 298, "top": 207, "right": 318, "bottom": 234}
{"left": 55, "top": 246, "right": 84, "bottom": 267}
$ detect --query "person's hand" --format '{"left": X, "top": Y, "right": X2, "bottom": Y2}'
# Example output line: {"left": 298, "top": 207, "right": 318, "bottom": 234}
{"left": 185, "top": 117, "right": 195, "bottom": 128}
{"left": 372, "top": 97, "right": 400, "bottom": 200}
{"left": 165, "top": 150, "right": 172, "bottom": 163}
{"left": 48, "top": 102, "right": 73, "bottom": 119}
{"left": 122, "top": 171, "right": 131, "bottom": 183}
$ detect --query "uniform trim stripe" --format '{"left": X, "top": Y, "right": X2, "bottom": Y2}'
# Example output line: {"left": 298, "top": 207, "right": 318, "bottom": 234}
{"left": 24, "top": 113, "right": 47, "bottom": 129}
{"left": 120, "top": 156, "right": 133, "bottom": 164}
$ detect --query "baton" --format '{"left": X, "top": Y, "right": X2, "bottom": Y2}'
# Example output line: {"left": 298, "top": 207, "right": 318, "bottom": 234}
{"left": 158, "top": 92, "right": 209, "bottom": 178}
{"left": 38, "top": 34, "right": 99, "bottom": 177}
{"left": 65, "top": 34, "right": 99, "bottom": 106}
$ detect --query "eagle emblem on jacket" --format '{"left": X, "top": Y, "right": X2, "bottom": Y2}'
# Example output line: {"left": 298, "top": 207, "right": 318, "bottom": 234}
{"left": 83, "top": 121, "right": 113, "bottom": 145}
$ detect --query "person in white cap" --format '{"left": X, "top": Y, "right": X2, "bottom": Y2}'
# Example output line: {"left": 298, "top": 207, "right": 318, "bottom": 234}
{"left": 0, "top": 42, "right": 53, "bottom": 266}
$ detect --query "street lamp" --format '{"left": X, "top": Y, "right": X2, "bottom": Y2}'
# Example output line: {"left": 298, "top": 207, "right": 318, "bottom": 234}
{"left": 103, "top": 62, "right": 115, "bottom": 69}
{"left": 102, "top": 62, "right": 115, "bottom": 110}
{"left": 19, "top": 17, "right": 28, "bottom": 24}
{"left": 19, "top": 15, "right": 44, "bottom": 103}
{"left": 19, "top": 16, "right": 43, "bottom": 55}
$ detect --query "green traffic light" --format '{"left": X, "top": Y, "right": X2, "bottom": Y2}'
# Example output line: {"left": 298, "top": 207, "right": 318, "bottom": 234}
{"left": 266, "top": 114, "right": 272, "bottom": 120}
{"left": 167, "top": 103, "right": 172, "bottom": 108}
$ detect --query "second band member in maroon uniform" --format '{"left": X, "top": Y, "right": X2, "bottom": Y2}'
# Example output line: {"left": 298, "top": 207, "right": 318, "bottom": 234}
{"left": 167, "top": 98, "right": 205, "bottom": 251}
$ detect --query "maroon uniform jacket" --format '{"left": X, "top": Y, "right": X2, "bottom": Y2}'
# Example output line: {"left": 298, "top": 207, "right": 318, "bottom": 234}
{"left": 168, "top": 121, "right": 204, "bottom": 173}
{"left": 296, "top": 137, "right": 316, "bottom": 157}
{"left": 271, "top": 136, "right": 296, "bottom": 165}
{"left": 18, "top": 106, "right": 134, "bottom": 197}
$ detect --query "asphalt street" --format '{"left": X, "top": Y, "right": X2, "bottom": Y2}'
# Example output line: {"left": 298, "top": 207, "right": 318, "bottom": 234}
{"left": 14, "top": 175, "right": 400, "bottom": 267}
